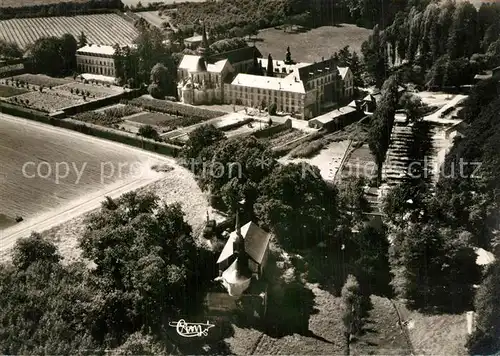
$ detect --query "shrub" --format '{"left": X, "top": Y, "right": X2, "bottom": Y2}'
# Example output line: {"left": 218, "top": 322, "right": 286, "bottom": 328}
{"left": 148, "top": 83, "right": 164, "bottom": 99}
{"left": 268, "top": 102, "right": 277, "bottom": 115}
{"left": 138, "top": 125, "right": 160, "bottom": 140}
{"left": 290, "top": 140, "right": 324, "bottom": 158}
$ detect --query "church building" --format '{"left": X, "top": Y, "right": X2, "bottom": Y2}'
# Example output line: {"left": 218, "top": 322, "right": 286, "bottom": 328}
{"left": 215, "top": 213, "right": 271, "bottom": 297}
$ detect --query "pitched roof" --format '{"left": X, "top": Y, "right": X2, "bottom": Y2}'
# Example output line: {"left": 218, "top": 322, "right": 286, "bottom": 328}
{"left": 231, "top": 73, "right": 306, "bottom": 94}
{"left": 310, "top": 106, "right": 357, "bottom": 124}
{"left": 179, "top": 55, "right": 206, "bottom": 72}
{"left": 77, "top": 44, "right": 115, "bottom": 56}
{"left": 209, "top": 46, "right": 262, "bottom": 64}
{"left": 184, "top": 34, "right": 203, "bottom": 43}
{"left": 338, "top": 67, "right": 350, "bottom": 79}
{"left": 298, "top": 57, "right": 337, "bottom": 82}
{"left": 217, "top": 221, "right": 271, "bottom": 265}
{"left": 257, "top": 58, "right": 311, "bottom": 75}
{"left": 207, "top": 59, "right": 229, "bottom": 73}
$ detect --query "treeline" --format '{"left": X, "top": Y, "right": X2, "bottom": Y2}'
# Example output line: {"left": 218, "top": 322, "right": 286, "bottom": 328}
{"left": 172, "top": 0, "right": 311, "bottom": 35}
{"left": 380, "top": 78, "right": 500, "bottom": 352}
{"left": 362, "top": 1, "right": 500, "bottom": 89}
{"left": 0, "top": 192, "right": 216, "bottom": 354}
{"left": 0, "top": 0, "right": 123, "bottom": 20}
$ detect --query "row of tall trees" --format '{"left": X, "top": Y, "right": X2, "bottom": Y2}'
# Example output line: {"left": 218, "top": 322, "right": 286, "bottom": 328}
{"left": 379, "top": 76, "right": 500, "bottom": 352}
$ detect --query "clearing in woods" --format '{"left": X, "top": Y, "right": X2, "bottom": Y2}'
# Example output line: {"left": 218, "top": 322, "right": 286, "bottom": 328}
{"left": 254, "top": 24, "right": 372, "bottom": 63}
{"left": 0, "top": 14, "right": 138, "bottom": 49}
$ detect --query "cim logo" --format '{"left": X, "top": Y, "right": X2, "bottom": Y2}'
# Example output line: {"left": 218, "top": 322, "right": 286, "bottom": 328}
{"left": 169, "top": 319, "right": 215, "bottom": 338}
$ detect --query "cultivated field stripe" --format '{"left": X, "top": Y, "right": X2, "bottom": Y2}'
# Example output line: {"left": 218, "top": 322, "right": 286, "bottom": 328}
{"left": 2, "top": 21, "right": 16, "bottom": 46}
{"left": 22, "top": 19, "right": 39, "bottom": 47}
{"left": 0, "top": 14, "right": 138, "bottom": 49}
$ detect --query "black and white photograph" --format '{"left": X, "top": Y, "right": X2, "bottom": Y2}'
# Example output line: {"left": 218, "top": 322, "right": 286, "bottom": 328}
{"left": 0, "top": 0, "right": 499, "bottom": 354}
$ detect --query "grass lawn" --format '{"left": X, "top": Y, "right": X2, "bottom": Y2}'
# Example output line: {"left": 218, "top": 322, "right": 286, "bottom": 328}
{"left": 126, "top": 112, "right": 177, "bottom": 126}
{"left": 11, "top": 74, "right": 71, "bottom": 88}
{"left": 394, "top": 301, "right": 469, "bottom": 356}
{"left": 254, "top": 24, "right": 372, "bottom": 63}
{"left": 0, "top": 84, "right": 28, "bottom": 97}
{"left": 351, "top": 296, "right": 411, "bottom": 355}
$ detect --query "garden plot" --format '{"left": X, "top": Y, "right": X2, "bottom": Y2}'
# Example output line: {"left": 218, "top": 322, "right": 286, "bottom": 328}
{"left": 7, "top": 90, "right": 83, "bottom": 112}
{"left": 56, "top": 82, "right": 123, "bottom": 99}
{"left": 0, "top": 84, "right": 27, "bottom": 97}
{"left": 11, "top": 74, "right": 71, "bottom": 87}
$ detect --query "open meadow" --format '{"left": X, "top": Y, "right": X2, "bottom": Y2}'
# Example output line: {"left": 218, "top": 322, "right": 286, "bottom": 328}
{"left": 0, "top": 14, "right": 138, "bottom": 49}
{"left": 255, "top": 24, "right": 372, "bottom": 63}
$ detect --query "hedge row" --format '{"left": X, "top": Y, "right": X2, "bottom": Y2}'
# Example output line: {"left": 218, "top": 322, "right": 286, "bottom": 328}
{"left": 126, "top": 97, "right": 226, "bottom": 120}
{"left": 0, "top": 101, "right": 181, "bottom": 157}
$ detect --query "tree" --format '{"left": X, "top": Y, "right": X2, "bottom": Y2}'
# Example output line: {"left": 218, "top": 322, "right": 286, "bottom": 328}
{"left": 361, "top": 25, "right": 388, "bottom": 88}
{"left": 447, "top": 1, "right": 478, "bottom": 60}
{"left": 138, "top": 125, "right": 159, "bottom": 140}
{"left": 254, "top": 163, "right": 338, "bottom": 250}
{"left": 12, "top": 232, "right": 61, "bottom": 270}
{"left": 398, "top": 92, "right": 428, "bottom": 122}
{"left": 80, "top": 192, "right": 211, "bottom": 329}
{"left": 147, "top": 83, "right": 164, "bottom": 99}
{"left": 60, "top": 33, "right": 78, "bottom": 74}
{"left": 341, "top": 275, "right": 364, "bottom": 339}
{"left": 268, "top": 102, "right": 277, "bottom": 115}
{"left": 77, "top": 31, "right": 87, "bottom": 48}
{"left": 150, "top": 63, "right": 170, "bottom": 96}
{"left": 132, "top": 26, "right": 176, "bottom": 94}
{"left": 350, "top": 222, "right": 392, "bottom": 297}
{"left": 391, "top": 222, "right": 479, "bottom": 311}
{"left": 182, "top": 124, "right": 226, "bottom": 161}
{"left": 266, "top": 53, "right": 274, "bottom": 77}
{"left": 338, "top": 176, "right": 369, "bottom": 227}
{"left": 0, "top": 40, "right": 23, "bottom": 58}
{"left": 198, "top": 136, "right": 276, "bottom": 213}
{"left": 467, "top": 260, "right": 500, "bottom": 355}
{"left": 30, "top": 37, "right": 64, "bottom": 76}
{"left": 367, "top": 75, "right": 399, "bottom": 183}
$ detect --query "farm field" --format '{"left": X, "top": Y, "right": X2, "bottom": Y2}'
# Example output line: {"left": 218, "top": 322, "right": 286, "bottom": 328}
{"left": 0, "top": 113, "right": 168, "bottom": 232}
{"left": 136, "top": 11, "right": 167, "bottom": 28}
{"left": 0, "top": 14, "right": 138, "bottom": 49}
{"left": 255, "top": 24, "right": 372, "bottom": 63}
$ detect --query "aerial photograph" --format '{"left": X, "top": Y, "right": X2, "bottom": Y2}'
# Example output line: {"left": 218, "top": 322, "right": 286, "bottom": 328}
{"left": 0, "top": 0, "right": 499, "bottom": 354}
